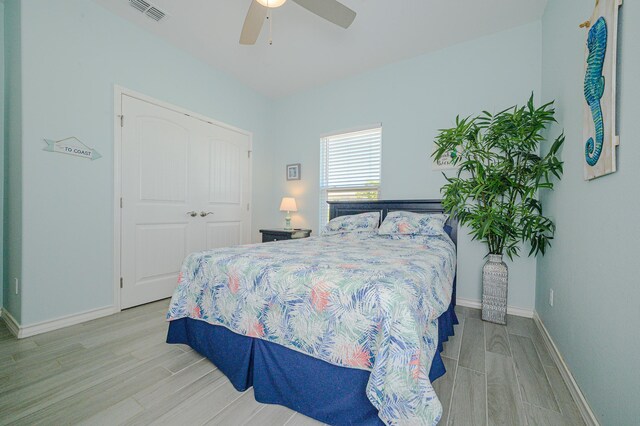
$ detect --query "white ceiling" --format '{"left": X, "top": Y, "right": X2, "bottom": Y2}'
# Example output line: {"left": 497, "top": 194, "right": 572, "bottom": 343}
{"left": 94, "top": 0, "right": 547, "bottom": 98}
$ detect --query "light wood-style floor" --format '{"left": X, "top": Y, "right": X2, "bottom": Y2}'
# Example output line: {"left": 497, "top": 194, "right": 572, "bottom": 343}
{"left": 0, "top": 300, "right": 584, "bottom": 425}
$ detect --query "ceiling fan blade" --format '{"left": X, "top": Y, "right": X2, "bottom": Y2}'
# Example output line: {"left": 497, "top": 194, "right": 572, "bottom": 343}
{"left": 240, "top": 0, "right": 268, "bottom": 45}
{"left": 292, "top": 0, "right": 356, "bottom": 29}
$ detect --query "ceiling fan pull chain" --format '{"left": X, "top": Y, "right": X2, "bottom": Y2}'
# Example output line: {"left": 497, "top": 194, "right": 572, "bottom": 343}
{"left": 268, "top": 8, "right": 273, "bottom": 45}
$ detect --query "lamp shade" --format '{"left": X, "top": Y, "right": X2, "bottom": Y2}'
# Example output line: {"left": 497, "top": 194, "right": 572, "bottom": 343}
{"left": 256, "top": 0, "right": 287, "bottom": 8}
{"left": 279, "top": 197, "right": 297, "bottom": 212}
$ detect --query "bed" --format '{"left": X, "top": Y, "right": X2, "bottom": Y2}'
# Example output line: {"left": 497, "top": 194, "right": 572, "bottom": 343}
{"left": 166, "top": 199, "right": 458, "bottom": 425}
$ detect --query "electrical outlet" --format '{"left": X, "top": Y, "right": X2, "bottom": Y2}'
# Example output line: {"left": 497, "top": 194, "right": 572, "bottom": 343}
{"left": 549, "top": 289, "right": 554, "bottom": 307}
{"left": 14, "top": 277, "right": 19, "bottom": 295}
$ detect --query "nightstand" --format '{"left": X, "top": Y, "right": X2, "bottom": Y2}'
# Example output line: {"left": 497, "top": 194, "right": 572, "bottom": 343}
{"left": 259, "top": 228, "right": 312, "bottom": 243}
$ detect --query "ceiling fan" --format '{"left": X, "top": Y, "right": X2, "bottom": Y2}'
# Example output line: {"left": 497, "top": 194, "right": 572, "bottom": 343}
{"left": 240, "top": 0, "right": 357, "bottom": 45}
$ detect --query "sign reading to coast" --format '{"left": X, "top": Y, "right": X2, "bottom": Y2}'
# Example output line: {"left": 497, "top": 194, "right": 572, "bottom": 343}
{"left": 43, "top": 137, "right": 102, "bottom": 161}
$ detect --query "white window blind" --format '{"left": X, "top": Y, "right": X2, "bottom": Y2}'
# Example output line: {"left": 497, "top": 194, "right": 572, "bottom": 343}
{"left": 320, "top": 126, "right": 382, "bottom": 225}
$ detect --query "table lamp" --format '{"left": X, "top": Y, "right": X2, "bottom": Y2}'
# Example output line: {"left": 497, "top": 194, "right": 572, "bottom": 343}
{"left": 279, "top": 197, "right": 297, "bottom": 230}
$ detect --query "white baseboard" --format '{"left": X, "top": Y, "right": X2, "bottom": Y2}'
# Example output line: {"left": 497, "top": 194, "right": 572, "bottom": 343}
{"left": 0, "top": 308, "right": 21, "bottom": 337}
{"left": 1, "top": 305, "right": 118, "bottom": 339}
{"left": 456, "top": 297, "right": 534, "bottom": 318}
{"left": 533, "top": 313, "right": 599, "bottom": 426}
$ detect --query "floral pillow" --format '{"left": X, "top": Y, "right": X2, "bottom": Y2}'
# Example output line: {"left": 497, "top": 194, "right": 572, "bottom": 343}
{"left": 378, "top": 211, "right": 448, "bottom": 236}
{"left": 322, "top": 212, "right": 380, "bottom": 235}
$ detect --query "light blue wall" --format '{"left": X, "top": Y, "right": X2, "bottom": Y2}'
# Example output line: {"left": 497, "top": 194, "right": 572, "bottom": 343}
{"left": 14, "top": 0, "right": 273, "bottom": 325}
{"left": 538, "top": 0, "right": 640, "bottom": 424}
{"left": 0, "top": 1, "right": 5, "bottom": 310}
{"left": 271, "top": 22, "right": 543, "bottom": 310}
{"left": 3, "top": 0, "right": 22, "bottom": 322}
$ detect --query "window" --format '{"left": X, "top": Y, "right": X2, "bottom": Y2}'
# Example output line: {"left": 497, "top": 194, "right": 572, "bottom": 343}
{"left": 319, "top": 126, "right": 382, "bottom": 225}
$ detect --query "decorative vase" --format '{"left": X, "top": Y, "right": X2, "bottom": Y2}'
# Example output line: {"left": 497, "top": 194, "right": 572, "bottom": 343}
{"left": 481, "top": 254, "right": 508, "bottom": 324}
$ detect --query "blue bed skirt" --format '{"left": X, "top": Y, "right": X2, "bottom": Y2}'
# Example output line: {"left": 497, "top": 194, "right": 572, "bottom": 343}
{"left": 166, "top": 283, "right": 458, "bottom": 425}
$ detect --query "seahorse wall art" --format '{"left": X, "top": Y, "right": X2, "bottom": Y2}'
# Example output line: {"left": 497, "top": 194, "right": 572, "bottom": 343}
{"left": 582, "top": 0, "right": 622, "bottom": 180}
{"left": 584, "top": 17, "right": 607, "bottom": 167}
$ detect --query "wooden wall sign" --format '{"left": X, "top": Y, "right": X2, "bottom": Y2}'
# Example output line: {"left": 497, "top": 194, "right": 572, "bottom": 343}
{"left": 582, "top": 0, "right": 622, "bottom": 180}
{"left": 43, "top": 137, "right": 102, "bottom": 161}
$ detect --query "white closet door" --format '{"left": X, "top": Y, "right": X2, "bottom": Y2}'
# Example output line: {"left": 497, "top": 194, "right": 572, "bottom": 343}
{"left": 196, "top": 124, "right": 251, "bottom": 250}
{"left": 120, "top": 95, "right": 251, "bottom": 309}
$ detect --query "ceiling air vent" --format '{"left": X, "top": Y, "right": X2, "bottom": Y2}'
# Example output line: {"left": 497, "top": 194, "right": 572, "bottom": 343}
{"left": 145, "top": 7, "right": 166, "bottom": 22}
{"left": 128, "top": 0, "right": 167, "bottom": 22}
{"left": 129, "top": 0, "right": 150, "bottom": 13}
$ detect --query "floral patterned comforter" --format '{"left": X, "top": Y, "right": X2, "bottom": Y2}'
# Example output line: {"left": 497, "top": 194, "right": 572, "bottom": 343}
{"left": 167, "top": 232, "right": 456, "bottom": 425}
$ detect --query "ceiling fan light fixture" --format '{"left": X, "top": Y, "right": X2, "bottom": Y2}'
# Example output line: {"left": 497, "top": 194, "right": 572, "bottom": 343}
{"left": 256, "top": 0, "right": 287, "bottom": 8}
{"left": 240, "top": 0, "right": 356, "bottom": 45}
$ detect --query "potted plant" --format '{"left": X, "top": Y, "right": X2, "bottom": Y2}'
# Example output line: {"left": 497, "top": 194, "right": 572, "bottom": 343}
{"left": 433, "top": 95, "right": 564, "bottom": 324}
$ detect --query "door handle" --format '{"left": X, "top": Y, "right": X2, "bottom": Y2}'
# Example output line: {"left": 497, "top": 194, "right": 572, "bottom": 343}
{"left": 200, "top": 211, "right": 214, "bottom": 217}
{"left": 186, "top": 211, "right": 198, "bottom": 217}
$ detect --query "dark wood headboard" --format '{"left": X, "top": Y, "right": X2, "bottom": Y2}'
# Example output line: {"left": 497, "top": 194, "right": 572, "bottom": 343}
{"left": 328, "top": 199, "right": 458, "bottom": 246}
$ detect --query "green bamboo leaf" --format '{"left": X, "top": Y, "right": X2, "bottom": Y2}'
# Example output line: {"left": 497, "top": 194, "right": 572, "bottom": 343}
{"left": 430, "top": 94, "right": 564, "bottom": 258}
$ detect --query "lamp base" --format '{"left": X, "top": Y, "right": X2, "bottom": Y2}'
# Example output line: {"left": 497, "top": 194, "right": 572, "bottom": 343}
{"left": 284, "top": 213, "right": 292, "bottom": 230}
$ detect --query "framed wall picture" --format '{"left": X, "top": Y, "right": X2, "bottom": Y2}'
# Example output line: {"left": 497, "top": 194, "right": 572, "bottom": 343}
{"left": 286, "top": 163, "right": 301, "bottom": 181}
{"left": 582, "top": 0, "right": 622, "bottom": 180}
